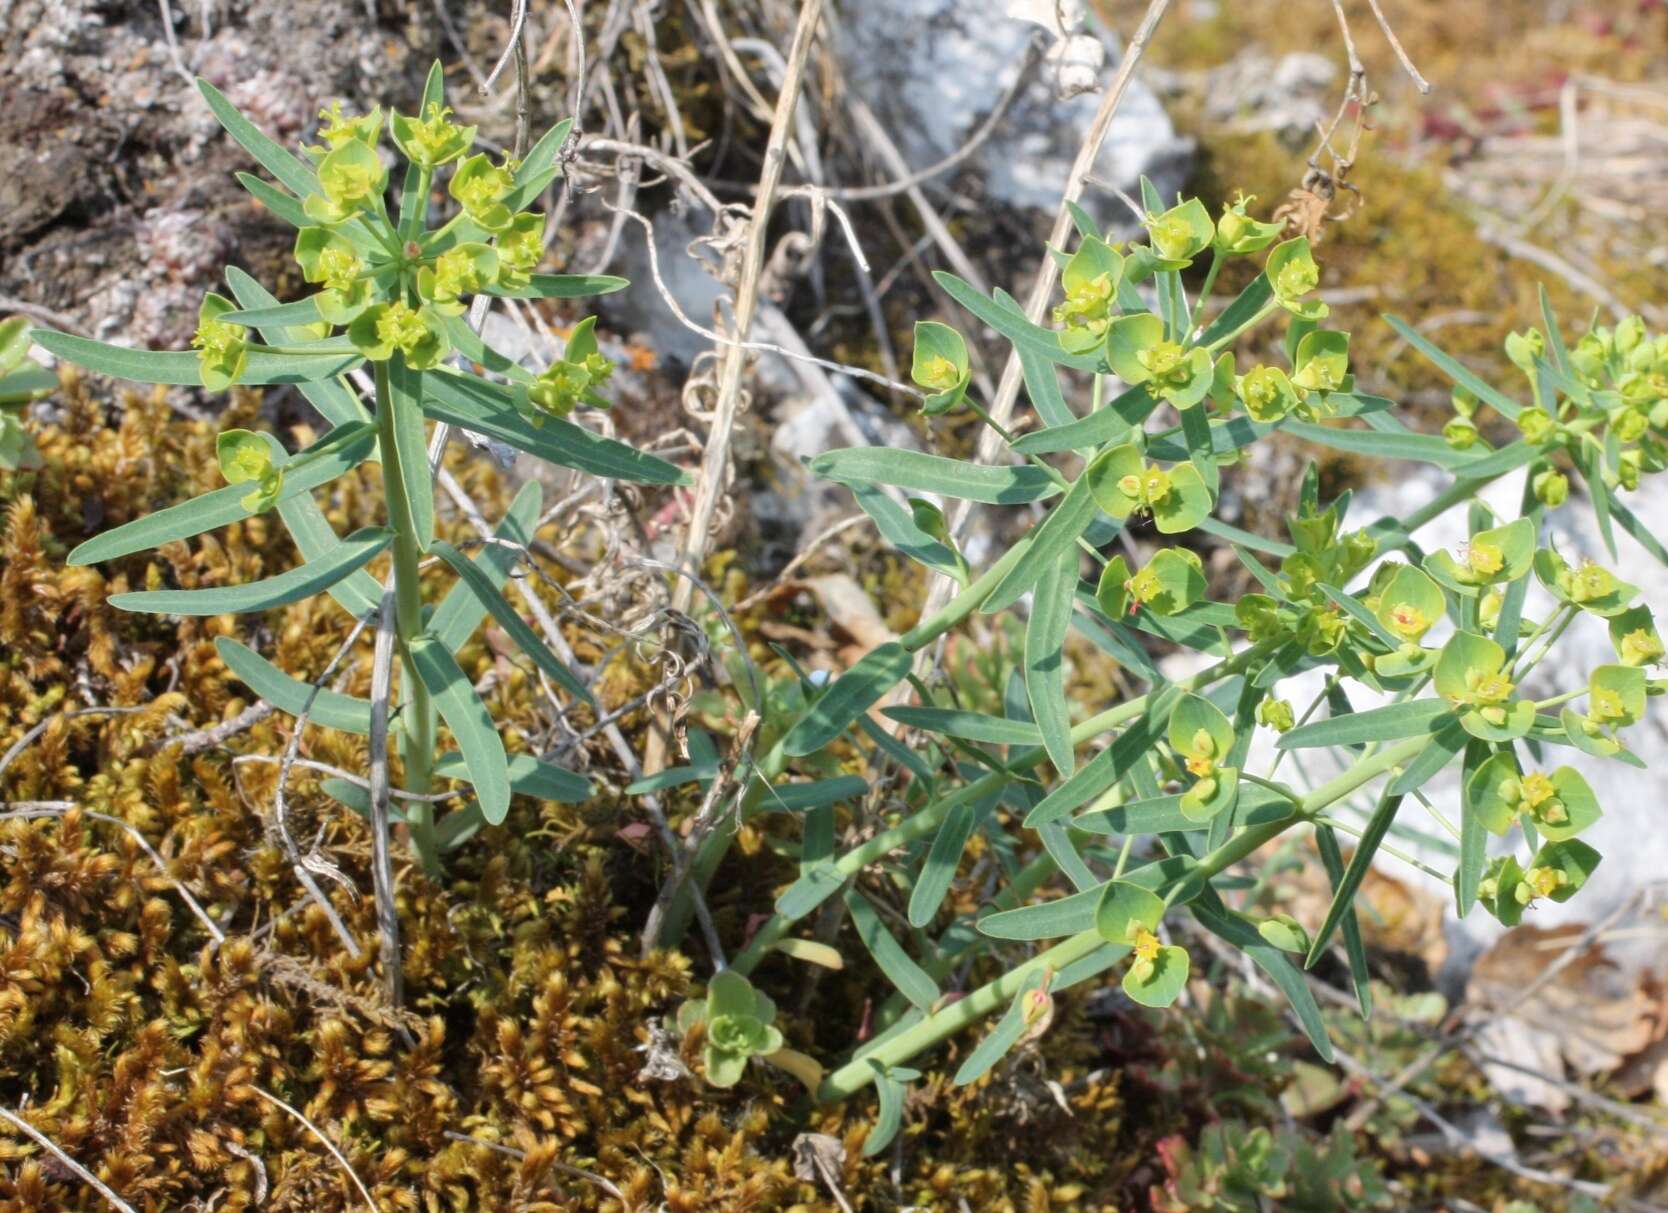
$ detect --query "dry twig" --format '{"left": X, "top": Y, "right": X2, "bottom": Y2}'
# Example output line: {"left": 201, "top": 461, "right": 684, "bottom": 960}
{"left": 0, "top": 1106, "right": 139, "bottom": 1213}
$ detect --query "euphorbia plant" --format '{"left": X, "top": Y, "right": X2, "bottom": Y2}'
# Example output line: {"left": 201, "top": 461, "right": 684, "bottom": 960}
{"left": 0, "top": 318, "right": 55, "bottom": 470}
{"left": 35, "top": 64, "right": 689, "bottom": 874}
{"left": 660, "top": 179, "right": 1666, "bottom": 1153}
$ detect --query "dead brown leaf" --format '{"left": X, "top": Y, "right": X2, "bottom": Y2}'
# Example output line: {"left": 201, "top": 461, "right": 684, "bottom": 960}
{"left": 1466, "top": 923, "right": 1662, "bottom": 1110}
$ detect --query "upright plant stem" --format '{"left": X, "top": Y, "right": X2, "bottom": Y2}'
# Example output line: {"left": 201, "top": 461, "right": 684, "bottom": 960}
{"left": 374, "top": 359, "right": 439, "bottom": 872}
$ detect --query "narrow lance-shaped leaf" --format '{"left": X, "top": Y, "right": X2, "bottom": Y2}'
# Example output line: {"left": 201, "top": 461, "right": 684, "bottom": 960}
{"left": 223, "top": 267, "right": 369, "bottom": 426}
{"left": 1190, "top": 888, "right": 1335, "bottom": 1062}
{"left": 484, "top": 273, "right": 630, "bottom": 300}
{"left": 882, "top": 706, "right": 1043, "bottom": 747}
{"left": 864, "top": 1068, "right": 908, "bottom": 1158}
{"left": 430, "top": 541, "right": 594, "bottom": 706}
{"left": 434, "top": 751, "right": 591, "bottom": 803}
{"left": 1384, "top": 313, "right": 1524, "bottom": 420}
{"left": 1026, "top": 550, "right": 1078, "bottom": 775}
{"left": 111, "top": 527, "right": 392, "bottom": 616}
{"left": 421, "top": 369, "right": 690, "bottom": 486}
{"left": 1314, "top": 825, "right": 1372, "bottom": 1017}
{"left": 782, "top": 642, "right": 914, "bottom": 757}
{"left": 69, "top": 423, "right": 378, "bottom": 565}
{"left": 843, "top": 888, "right": 940, "bottom": 1011}
{"left": 952, "top": 967, "right": 1054, "bottom": 1086}
{"left": 197, "top": 77, "right": 320, "bottom": 197}
{"left": 430, "top": 480, "right": 543, "bottom": 651}
{"left": 1305, "top": 790, "right": 1405, "bottom": 968}
{"left": 1456, "top": 740, "right": 1491, "bottom": 915}
{"left": 983, "top": 476, "right": 1097, "bottom": 613}
{"left": 387, "top": 359, "right": 436, "bottom": 549}
{"left": 1278, "top": 699, "right": 1453, "bottom": 750}
{"left": 810, "top": 447, "right": 1060, "bottom": 505}
{"left": 909, "top": 795, "right": 990, "bottom": 928}
{"left": 409, "top": 634, "right": 512, "bottom": 825}
{"left": 34, "top": 330, "right": 362, "bottom": 388}
{"left": 216, "top": 637, "right": 373, "bottom": 735}
{"left": 848, "top": 481, "right": 965, "bottom": 583}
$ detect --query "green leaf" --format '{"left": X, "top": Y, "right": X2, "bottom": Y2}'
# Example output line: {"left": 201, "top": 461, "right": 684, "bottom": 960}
{"left": 1077, "top": 785, "right": 1294, "bottom": 836}
{"left": 758, "top": 775, "right": 870, "bottom": 813}
{"left": 409, "top": 633, "right": 511, "bottom": 824}
{"left": 216, "top": 637, "right": 372, "bottom": 734}
{"left": 849, "top": 482, "right": 965, "bottom": 583}
{"left": 430, "top": 540, "right": 593, "bottom": 706}
{"left": 953, "top": 968, "right": 1053, "bottom": 1085}
{"left": 774, "top": 864, "right": 848, "bottom": 921}
{"left": 1024, "top": 707, "right": 1167, "bottom": 827}
{"left": 1190, "top": 890, "right": 1334, "bottom": 1061}
{"left": 909, "top": 796, "right": 987, "bottom": 928}
{"left": 933, "top": 270, "right": 1101, "bottom": 371}
{"left": 1306, "top": 790, "right": 1404, "bottom": 967}
{"left": 1319, "top": 582, "right": 1401, "bottom": 650}
{"left": 1456, "top": 741, "right": 1491, "bottom": 914}
{"left": 983, "top": 476, "right": 1097, "bottom": 613}
{"left": 69, "top": 423, "right": 378, "bottom": 565}
{"left": 1314, "top": 825, "right": 1372, "bottom": 1016}
{"left": 1198, "top": 273, "right": 1273, "bottom": 347}
{"left": 882, "top": 706, "right": 1042, "bottom": 747}
{"left": 1280, "top": 419, "right": 1489, "bottom": 471}
{"left": 276, "top": 497, "right": 383, "bottom": 619}
{"left": 782, "top": 642, "right": 914, "bottom": 757}
{"left": 428, "top": 482, "right": 537, "bottom": 648}
{"left": 434, "top": 751, "right": 592, "bottom": 803}
{"left": 220, "top": 297, "right": 326, "bottom": 329}
{"left": 1093, "top": 880, "right": 1164, "bottom": 945}
{"left": 1026, "top": 551, "right": 1078, "bottom": 775}
{"left": 224, "top": 267, "right": 369, "bottom": 426}
{"left": 34, "top": 330, "right": 360, "bottom": 387}
{"left": 1387, "top": 717, "right": 1467, "bottom": 794}
{"left": 864, "top": 1069, "right": 907, "bottom": 1157}
{"left": 810, "top": 447, "right": 1060, "bottom": 504}
{"left": 1010, "top": 321, "right": 1077, "bottom": 429}
{"left": 421, "top": 370, "right": 689, "bottom": 485}
{"left": 111, "top": 526, "right": 392, "bottom": 615}
{"left": 1277, "top": 699, "right": 1452, "bottom": 749}
{"left": 843, "top": 888, "right": 940, "bottom": 1011}
{"left": 978, "top": 886, "right": 1101, "bottom": 940}
{"left": 1610, "top": 498, "right": 1668, "bottom": 568}
{"left": 1010, "top": 383, "right": 1158, "bottom": 455}
{"left": 1123, "top": 944, "right": 1189, "bottom": 1008}
{"left": 197, "top": 77, "right": 320, "bottom": 197}
{"left": 483, "top": 272, "right": 630, "bottom": 300}
{"left": 506, "top": 117, "right": 574, "bottom": 209}
{"left": 1384, "top": 314, "right": 1524, "bottom": 420}
{"left": 387, "top": 359, "right": 435, "bottom": 549}
{"left": 1168, "top": 693, "right": 1233, "bottom": 760}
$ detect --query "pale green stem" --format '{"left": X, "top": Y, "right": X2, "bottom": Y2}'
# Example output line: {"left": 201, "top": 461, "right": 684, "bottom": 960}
{"left": 1512, "top": 603, "right": 1578, "bottom": 681}
{"left": 1188, "top": 250, "right": 1222, "bottom": 334}
{"left": 374, "top": 360, "right": 439, "bottom": 873}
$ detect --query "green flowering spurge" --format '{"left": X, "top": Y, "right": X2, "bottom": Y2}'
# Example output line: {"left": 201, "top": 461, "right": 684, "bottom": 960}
{"left": 678, "top": 175, "right": 1668, "bottom": 1153}
{"left": 34, "top": 64, "right": 690, "bottom": 876}
{"left": 0, "top": 317, "right": 56, "bottom": 469}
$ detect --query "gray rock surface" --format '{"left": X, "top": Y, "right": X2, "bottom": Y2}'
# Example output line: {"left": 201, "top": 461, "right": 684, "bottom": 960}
{"left": 834, "top": 0, "right": 1192, "bottom": 228}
